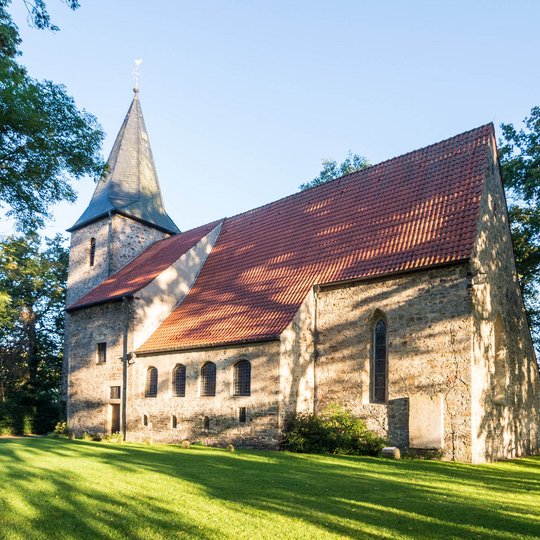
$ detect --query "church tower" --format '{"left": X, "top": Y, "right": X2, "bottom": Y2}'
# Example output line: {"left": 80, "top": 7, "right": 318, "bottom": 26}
{"left": 66, "top": 89, "right": 179, "bottom": 305}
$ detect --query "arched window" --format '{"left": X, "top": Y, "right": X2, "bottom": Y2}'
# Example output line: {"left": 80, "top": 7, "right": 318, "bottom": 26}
{"left": 201, "top": 362, "right": 216, "bottom": 396}
{"left": 372, "top": 319, "right": 387, "bottom": 403}
{"left": 233, "top": 360, "right": 251, "bottom": 396}
{"left": 172, "top": 364, "right": 186, "bottom": 397}
{"left": 145, "top": 367, "right": 158, "bottom": 397}
{"left": 203, "top": 416, "right": 210, "bottom": 431}
{"left": 171, "top": 415, "right": 178, "bottom": 429}
{"left": 89, "top": 237, "right": 96, "bottom": 267}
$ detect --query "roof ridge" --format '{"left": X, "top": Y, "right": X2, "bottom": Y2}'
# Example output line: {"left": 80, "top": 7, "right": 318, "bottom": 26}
{"left": 212, "top": 123, "right": 494, "bottom": 225}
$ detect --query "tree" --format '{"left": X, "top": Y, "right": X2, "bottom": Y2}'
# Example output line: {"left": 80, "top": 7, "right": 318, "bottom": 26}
{"left": 0, "top": 0, "right": 104, "bottom": 232}
{"left": 300, "top": 151, "right": 370, "bottom": 191}
{"left": 499, "top": 107, "right": 540, "bottom": 347}
{"left": 0, "top": 234, "right": 67, "bottom": 432}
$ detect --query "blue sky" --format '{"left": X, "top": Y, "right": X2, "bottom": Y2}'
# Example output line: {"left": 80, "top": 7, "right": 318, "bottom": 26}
{"left": 4, "top": 0, "right": 540, "bottom": 236}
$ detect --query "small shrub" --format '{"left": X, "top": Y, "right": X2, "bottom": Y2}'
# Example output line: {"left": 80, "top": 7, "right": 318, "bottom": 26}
{"left": 104, "top": 432, "right": 123, "bottom": 444}
{"left": 226, "top": 444, "right": 235, "bottom": 452}
{"left": 181, "top": 440, "right": 190, "bottom": 449}
{"left": 68, "top": 432, "right": 76, "bottom": 440}
{"left": 82, "top": 432, "right": 93, "bottom": 441}
{"left": 54, "top": 421, "right": 69, "bottom": 435}
{"left": 282, "top": 404, "right": 386, "bottom": 456}
{"left": 92, "top": 433, "right": 102, "bottom": 442}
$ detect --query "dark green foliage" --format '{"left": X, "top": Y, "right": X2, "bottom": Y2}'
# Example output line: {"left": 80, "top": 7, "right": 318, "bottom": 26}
{"left": 0, "top": 234, "right": 67, "bottom": 433}
{"left": 300, "top": 151, "right": 370, "bottom": 191}
{"left": 0, "top": 391, "right": 59, "bottom": 434}
{"left": 0, "top": 0, "right": 104, "bottom": 232}
{"left": 499, "top": 107, "right": 540, "bottom": 347}
{"left": 282, "top": 404, "right": 386, "bottom": 456}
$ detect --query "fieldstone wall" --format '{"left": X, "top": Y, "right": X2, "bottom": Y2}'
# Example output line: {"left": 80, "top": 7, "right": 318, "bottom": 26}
{"left": 279, "top": 292, "right": 316, "bottom": 428}
{"left": 314, "top": 264, "right": 474, "bottom": 461}
{"left": 129, "top": 342, "right": 281, "bottom": 448}
{"left": 109, "top": 214, "right": 169, "bottom": 274}
{"left": 66, "top": 217, "right": 112, "bottom": 306}
{"left": 470, "top": 138, "right": 540, "bottom": 462}
{"left": 66, "top": 301, "right": 126, "bottom": 434}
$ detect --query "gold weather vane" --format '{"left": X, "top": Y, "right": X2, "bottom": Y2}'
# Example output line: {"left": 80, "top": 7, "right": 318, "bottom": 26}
{"left": 133, "top": 59, "right": 143, "bottom": 91}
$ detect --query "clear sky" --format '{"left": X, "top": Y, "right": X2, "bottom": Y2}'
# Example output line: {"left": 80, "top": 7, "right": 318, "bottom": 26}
{"left": 4, "top": 0, "right": 540, "bottom": 237}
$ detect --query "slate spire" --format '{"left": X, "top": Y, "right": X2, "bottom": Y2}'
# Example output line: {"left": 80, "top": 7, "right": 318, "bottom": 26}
{"left": 69, "top": 89, "right": 180, "bottom": 234}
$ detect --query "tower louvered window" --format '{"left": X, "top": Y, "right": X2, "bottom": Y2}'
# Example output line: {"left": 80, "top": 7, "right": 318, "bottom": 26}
{"left": 145, "top": 367, "right": 158, "bottom": 397}
{"left": 233, "top": 360, "right": 251, "bottom": 396}
{"left": 97, "top": 342, "right": 107, "bottom": 363}
{"left": 201, "top": 362, "right": 216, "bottom": 397}
{"left": 89, "top": 237, "right": 96, "bottom": 267}
{"left": 372, "top": 320, "right": 387, "bottom": 403}
{"left": 172, "top": 364, "right": 186, "bottom": 397}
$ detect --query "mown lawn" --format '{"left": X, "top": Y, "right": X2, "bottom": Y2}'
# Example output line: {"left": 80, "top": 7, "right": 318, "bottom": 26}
{"left": 0, "top": 438, "right": 538, "bottom": 539}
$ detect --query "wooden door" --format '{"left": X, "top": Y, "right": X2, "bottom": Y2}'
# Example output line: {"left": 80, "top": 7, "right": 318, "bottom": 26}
{"left": 110, "top": 404, "right": 120, "bottom": 434}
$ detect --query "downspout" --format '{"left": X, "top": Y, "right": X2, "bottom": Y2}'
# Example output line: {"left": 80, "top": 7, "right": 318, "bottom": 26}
{"left": 313, "top": 285, "right": 320, "bottom": 414}
{"left": 107, "top": 210, "right": 113, "bottom": 277}
{"left": 121, "top": 295, "right": 131, "bottom": 441}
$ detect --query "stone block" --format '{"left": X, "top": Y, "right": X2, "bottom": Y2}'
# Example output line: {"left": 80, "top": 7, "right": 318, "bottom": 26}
{"left": 409, "top": 394, "right": 444, "bottom": 449}
{"left": 381, "top": 447, "right": 400, "bottom": 459}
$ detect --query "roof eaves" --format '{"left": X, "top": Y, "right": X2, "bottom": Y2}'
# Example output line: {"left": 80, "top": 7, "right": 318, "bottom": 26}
{"left": 66, "top": 293, "right": 133, "bottom": 313}
{"left": 135, "top": 334, "right": 281, "bottom": 356}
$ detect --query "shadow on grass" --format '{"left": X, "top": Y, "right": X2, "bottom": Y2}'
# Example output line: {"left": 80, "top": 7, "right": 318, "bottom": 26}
{"left": 0, "top": 438, "right": 539, "bottom": 539}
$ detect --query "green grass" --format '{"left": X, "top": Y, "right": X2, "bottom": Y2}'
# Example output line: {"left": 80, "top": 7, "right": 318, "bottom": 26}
{"left": 0, "top": 438, "right": 539, "bottom": 539}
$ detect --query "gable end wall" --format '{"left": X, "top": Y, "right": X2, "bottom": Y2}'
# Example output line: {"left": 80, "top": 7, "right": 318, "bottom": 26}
{"left": 470, "top": 137, "right": 540, "bottom": 462}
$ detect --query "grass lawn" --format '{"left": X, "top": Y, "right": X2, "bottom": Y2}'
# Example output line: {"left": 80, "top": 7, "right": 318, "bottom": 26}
{"left": 0, "top": 438, "right": 539, "bottom": 539}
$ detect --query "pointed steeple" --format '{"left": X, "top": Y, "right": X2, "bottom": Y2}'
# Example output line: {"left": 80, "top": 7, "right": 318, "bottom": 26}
{"left": 69, "top": 90, "right": 180, "bottom": 234}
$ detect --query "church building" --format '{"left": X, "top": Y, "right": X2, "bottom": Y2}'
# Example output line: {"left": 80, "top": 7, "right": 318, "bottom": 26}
{"left": 64, "top": 89, "right": 540, "bottom": 463}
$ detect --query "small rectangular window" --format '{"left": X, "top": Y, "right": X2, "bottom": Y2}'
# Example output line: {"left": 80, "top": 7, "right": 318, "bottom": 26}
{"left": 89, "top": 237, "right": 96, "bottom": 267}
{"left": 238, "top": 407, "right": 247, "bottom": 424}
{"left": 110, "top": 386, "right": 121, "bottom": 399}
{"left": 97, "top": 342, "right": 107, "bottom": 363}
{"left": 172, "top": 415, "right": 177, "bottom": 429}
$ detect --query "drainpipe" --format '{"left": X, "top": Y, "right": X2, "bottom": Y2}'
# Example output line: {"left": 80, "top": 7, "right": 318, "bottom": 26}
{"left": 313, "top": 285, "right": 320, "bottom": 414}
{"left": 121, "top": 295, "right": 131, "bottom": 441}
{"left": 107, "top": 210, "right": 113, "bottom": 277}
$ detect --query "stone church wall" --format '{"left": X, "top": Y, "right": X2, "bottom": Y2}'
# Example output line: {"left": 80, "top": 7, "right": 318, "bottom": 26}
{"left": 129, "top": 342, "right": 281, "bottom": 447}
{"left": 66, "top": 217, "right": 112, "bottom": 306}
{"left": 470, "top": 139, "right": 540, "bottom": 462}
{"left": 314, "top": 264, "right": 474, "bottom": 461}
{"left": 66, "top": 301, "right": 126, "bottom": 434}
{"left": 109, "top": 214, "right": 169, "bottom": 274}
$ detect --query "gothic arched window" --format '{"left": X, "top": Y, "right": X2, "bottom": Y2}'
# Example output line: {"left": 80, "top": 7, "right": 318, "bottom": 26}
{"left": 201, "top": 362, "right": 216, "bottom": 396}
{"left": 233, "top": 360, "right": 251, "bottom": 396}
{"left": 89, "top": 237, "right": 96, "bottom": 267}
{"left": 172, "top": 364, "right": 186, "bottom": 397}
{"left": 372, "top": 319, "right": 387, "bottom": 403}
{"left": 145, "top": 367, "right": 158, "bottom": 397}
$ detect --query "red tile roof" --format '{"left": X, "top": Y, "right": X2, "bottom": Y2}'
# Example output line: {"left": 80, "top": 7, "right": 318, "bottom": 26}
{"left": 67, "top": 221, "right": 221, "bottom": 311}
{"left": 136, "top": 124, "right": 494, "bottom": 353}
